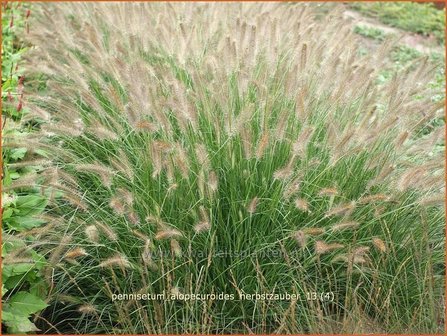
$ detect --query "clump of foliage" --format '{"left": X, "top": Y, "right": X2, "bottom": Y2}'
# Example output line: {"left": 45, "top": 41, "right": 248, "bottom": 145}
{"left": 354, "top": 25, "right": 387, "bottom": 41}
{"left": 4, "top": 3, "right": 445, "bottom": 334}
{"left": 350, "top": 2, "right": 445, "bottom": 43}
{"left": 2, "top": 2, "right": 50, "bottom": 334}
{"left": 2, "top": 1, "right": 29, "bottom": 120}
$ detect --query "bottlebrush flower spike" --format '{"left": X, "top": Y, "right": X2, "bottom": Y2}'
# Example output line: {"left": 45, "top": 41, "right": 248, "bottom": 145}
{"left": 292, "top": 230, "right": 307, "bottom": 248}
{"left": 170, "top": 239, "right": 182, "bottom": 257}
{"left": 78, "top": 304, "right": 97, "bottom": 315}
{"left": 302, "top": 227, "right": 325, "bottom": 235}
{"left": 99, "top": 254, "right": 131, "bottom": 269}
{"left": 372, "top": 238, "right": 386, "bottom": 253}
{"left": 318, "top": 187, "right": 339, "bottom": 197}
{"left": 64, "top": 247, "right": 88, "bottom": 259}
{"left": 85, "top": 225, "right": 99, "bottom": 243}
{"left": 194, "top": 221, "right": 211, "bottom": 234}
{"left": 247, "top": 197, "right": 259, "bottom": 214}
{"left": 315, "top": 241, "right": 344, "bottom": 255}
{"left": 325, "top": 201, "right": 356, "bottom": 218}
{"left": 331, "top": 221, "right": 359, "bottom": 232}
{"left": 295, "top": 198, "right": 310, "bottom": 212}
{"left": 155, "top": 228, "right": 183, "bottom": 240}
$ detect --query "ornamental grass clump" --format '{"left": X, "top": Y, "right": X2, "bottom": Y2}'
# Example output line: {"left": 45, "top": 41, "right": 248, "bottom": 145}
{"left": 5, "top": 2, "right": 444, "bottom": 334}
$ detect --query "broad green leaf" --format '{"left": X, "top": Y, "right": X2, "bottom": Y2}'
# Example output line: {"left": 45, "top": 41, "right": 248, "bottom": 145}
{"left": 29, "top": 279, "right": 49, "bottom": 298}
{"left": 3, "top": 263, "right": 35, "bottom": 279}
{"left": 7, "top": 217, "right": 47, "bottom": 231}
{"left": 2, "top": 309, "right": 40, "bottom": 333}
{"left": 30, "top": 250, "right": 47, "bottom": 270}
{"left": 2, "top": 167, "right": 12, "bottom": 186}
{"left": 10, "top": 148, "right": 27, "bottom": 160}
{"left": 15, "top": 195, "right": 48, "bottom": 217}
{"left": 6, "top": 291, "right": 48, "bottom": 315}
{"left": 2, "top": 78, "right": 12, "bottom": 91}
{"left": 2, "top": 207, "right": 14, "bottom": 220}
{"left": 16, "top": 195, "right": 46, "bottom": 208}
{"left": 2, "top": 238, "right": 26, "bottom": 256}
{"left": 9, "top": 172, "right": 21, "bottom": 179}
{"left": 4, "top": 274, "right": 29, "bottom": 290}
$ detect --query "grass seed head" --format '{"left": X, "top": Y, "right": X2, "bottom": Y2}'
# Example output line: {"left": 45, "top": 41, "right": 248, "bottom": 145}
{"left": 247, "top": 197, "right": 259, "bottom": 214}
{"left": 283, "top": 178, "right": 301, "bottom": 199}
{"left": 142, "top": 240, "right": 157, "bottom": 269}
{"left": 85, "top": 225, "right": 99, "bottom": 243}
{"left": 372, "top": 238, "right": 387, "bottom": 253}
{"left": 109, "top": 197, "right": 125, "bottom": 216}
{"left": 295, "top": 198, "right": 310, "bottom": 212}
{"left": 318, "top": 187, "right": 339, "bottom": 197}
{"left": 273, "top": 166, "right": 293, "bottom": 181}
{"left": 170, "top": 239, "right": 182, "bottom": 257}
{"left": 292, "top": 230, "right": 307, "bottom": 248}
{"left": 208, "top": 170, "right": 219, "bottom": 193}
{"left": 331, "top": 221, "right": 359, "bottom": 232}
{"left": 89, "top": 123, "right": 119, "bottom": 141}
{"left": 99, "top": 254, "right": 131, "bottom": 268}
{"left": 326, "top": 201, "right": 356, "bottom": 217}
{"left": 302, "top": 227, "right": 325, "bottom": 235}
{"left": 420, "top": 194, "right": 445, "bottom": 207}
{"left": 195, "top": 144, "right": 210, "bottom": 168}
{"left": 359, "top": 194, "right": 390, "bottom": 204}
{"left": 127, "top": 211, "right": 140, "bottom": 225}
{"left": 64, "top": 247, "right": 88, "bottom": 259}
{"left": 111, "top": 150, "right": 134, "bottom": 180}
{"left": 155, "top": 228, "right": 183, "bottom": 240}
{"left": 76, "top": 163, "right": 115, "bottom": 188}
{"left": 255, "top": 131, "right": 270, "bottom": 159}
{"left": 96, "top": 221, "right": 118, "bottom": 241}
{"left": 78, "top": 304, "right": 97, "bottom": 315}
{"left": 292, "top": 126, "right": 314, "bottom": 157}
{"left": 194, "top": 221, "right": 211, "bottom": 234}
{"left": 353, "top": 246, "right": 370, "bottom": 255}
{"left": 315, "top": 241, "right": 344, "bottom": 255}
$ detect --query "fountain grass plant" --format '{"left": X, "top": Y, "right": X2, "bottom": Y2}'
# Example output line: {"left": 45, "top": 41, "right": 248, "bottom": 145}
{"left": 3, "top": 2, "right": 445, "bottom": 334}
